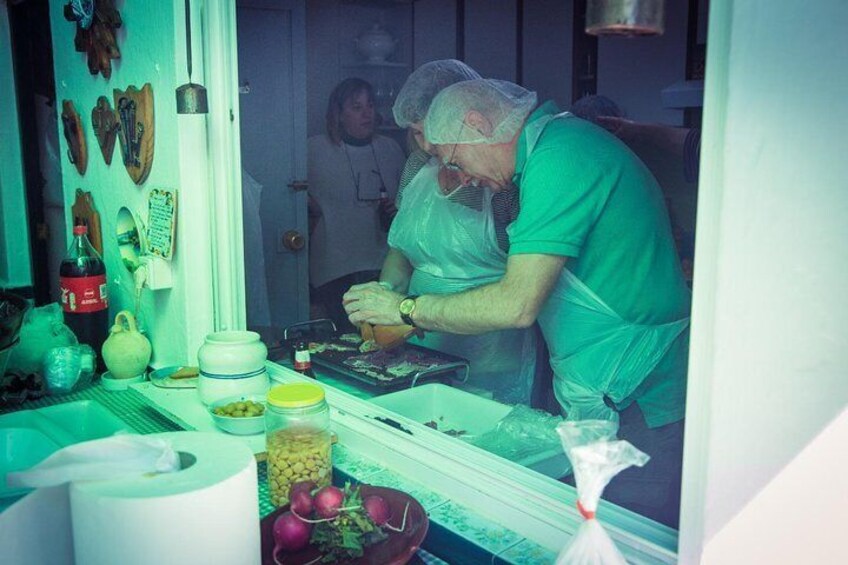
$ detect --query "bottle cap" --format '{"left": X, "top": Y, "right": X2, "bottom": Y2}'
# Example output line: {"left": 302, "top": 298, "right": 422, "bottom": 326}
{"left": 73, "top": 225, "right": 88, "bottom": 236}
{"left": 267, "top": 383, "right": 325, "bottom": 408}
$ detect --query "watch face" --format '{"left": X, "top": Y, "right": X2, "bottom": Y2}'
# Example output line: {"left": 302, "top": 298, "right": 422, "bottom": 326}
{"left": 399, "top": 298, "right": 415, "bottom": 315}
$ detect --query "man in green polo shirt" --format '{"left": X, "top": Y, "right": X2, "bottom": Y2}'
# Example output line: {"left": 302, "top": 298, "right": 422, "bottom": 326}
{"left": 343, "top": 79, "right": 691, "bottom": 527}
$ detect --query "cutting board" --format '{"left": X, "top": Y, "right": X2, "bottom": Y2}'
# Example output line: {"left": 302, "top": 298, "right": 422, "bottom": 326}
{"left": 114, "top": 83, "right": 155, "bottom": 184}
{"left": 71, "top": 189, "right": 103, "bottom": 255}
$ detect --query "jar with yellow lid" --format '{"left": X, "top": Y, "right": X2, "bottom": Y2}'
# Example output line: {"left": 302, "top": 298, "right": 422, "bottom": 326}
{"left": 265, "top": 382, "right": 332, "bottom": 507}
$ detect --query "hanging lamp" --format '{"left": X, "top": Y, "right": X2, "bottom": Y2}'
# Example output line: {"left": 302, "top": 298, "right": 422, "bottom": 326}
{"left": 585, "top": 0, "right": 665, "bottom": 37}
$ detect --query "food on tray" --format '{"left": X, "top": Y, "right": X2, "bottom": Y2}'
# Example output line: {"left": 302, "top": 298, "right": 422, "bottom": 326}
{"left": 213, "top": 400, "right": 264, "bottom": 418}
{"left": 343, "top": 348, "right": 447, "bottom": 381}
{"left": 267, "top": 429, "right": 332, "bottom": 507}
{"left": 423, "top": 419, "right": 466, "bottom": 437}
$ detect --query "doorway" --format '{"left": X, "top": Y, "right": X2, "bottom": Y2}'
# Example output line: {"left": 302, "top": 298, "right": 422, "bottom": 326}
{"left": 235, "top": 0, "right": 309, "bottom": 332}
{"left": 5, "top": 0, "right": 62, "bottom": 305}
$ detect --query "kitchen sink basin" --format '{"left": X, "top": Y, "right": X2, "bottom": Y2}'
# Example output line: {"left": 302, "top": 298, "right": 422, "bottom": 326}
{"left": 0, "top": 428, "right": 62, "bottom": 498}
{"left": 0, "top": 400, "right": 134, "bottom": 503}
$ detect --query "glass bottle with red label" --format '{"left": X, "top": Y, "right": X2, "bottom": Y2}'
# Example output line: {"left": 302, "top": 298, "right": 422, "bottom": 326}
{"left": 60, "top": 225, "right": 109, "bottom": 371}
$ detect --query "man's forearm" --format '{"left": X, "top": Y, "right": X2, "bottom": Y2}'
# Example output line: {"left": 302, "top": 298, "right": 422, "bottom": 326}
{"left": 412, "top": 281, "right": 531, "bottom": 334}
{"left": 413, "top": 254, "right": 566, "bottom": 334}
{"left": 380, "top": 248, "right": 412, "bottom": 294}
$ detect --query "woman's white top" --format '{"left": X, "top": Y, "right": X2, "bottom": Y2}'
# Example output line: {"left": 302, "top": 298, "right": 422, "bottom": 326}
{"left": 307, "top": 134, "right": 405, "bottom": 287}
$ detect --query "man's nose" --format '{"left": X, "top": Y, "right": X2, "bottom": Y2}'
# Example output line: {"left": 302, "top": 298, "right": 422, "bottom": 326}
{"left": 420, "top": 139, "right": 435, "bottom": 154}
{"left": 458, "top": 171, "right": 474, "bottom": 185}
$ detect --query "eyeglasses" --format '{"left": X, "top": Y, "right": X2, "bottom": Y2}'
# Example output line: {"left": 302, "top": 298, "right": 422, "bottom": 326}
{"left": 441, "top": 122, "right": 465, "bottom": 172}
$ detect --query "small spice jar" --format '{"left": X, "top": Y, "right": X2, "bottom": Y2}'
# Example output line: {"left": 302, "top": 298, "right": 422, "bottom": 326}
{"left": 265, "top": 383, "right": 332, "bottom": 507}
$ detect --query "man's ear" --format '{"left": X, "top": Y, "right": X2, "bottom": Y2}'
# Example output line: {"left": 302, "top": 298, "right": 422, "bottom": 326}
{"left": 465, "top": 110, "right": 494, "bottom": 138}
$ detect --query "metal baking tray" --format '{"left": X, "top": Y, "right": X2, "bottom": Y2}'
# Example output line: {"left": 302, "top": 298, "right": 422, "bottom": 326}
{"left": 308, "top": 334, "right": 470, "bottom": 390}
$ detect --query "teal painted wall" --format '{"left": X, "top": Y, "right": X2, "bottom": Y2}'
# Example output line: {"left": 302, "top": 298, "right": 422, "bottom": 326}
{"left": 48, "top": 0, "right": 214, "bottom": 366}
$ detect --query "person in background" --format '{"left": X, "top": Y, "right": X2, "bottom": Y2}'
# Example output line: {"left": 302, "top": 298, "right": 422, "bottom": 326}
{"left": 570, "top": 95, "right": 699, "bottom": 281}
{"left": 378, "top": 59, "right": 537, "bottom": 404}
{"left": 343, "top": 79, "right": 691, "bottom": 527}
{"left": 308, "top": 78, "right": 406, "bottom": 332}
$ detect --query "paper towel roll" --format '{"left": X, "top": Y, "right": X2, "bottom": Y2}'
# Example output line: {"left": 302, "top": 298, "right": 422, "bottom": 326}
{"left": 70, "top": 432, "right": 260, "bottom": 565}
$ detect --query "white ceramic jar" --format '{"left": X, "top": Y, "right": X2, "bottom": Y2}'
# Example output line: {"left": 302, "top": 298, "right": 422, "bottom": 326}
{"left": 197, "top": 330, "right": 269, "bottom": 405}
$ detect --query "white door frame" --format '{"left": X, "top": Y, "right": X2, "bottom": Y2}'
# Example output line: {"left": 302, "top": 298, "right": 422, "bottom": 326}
{"left": 201, "top": 0, "right": 246, "bottom": 330}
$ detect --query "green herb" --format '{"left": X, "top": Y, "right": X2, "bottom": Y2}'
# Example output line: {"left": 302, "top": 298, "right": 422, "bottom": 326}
{"left": 311, "top": 483, "right": 384, "bottom": 563}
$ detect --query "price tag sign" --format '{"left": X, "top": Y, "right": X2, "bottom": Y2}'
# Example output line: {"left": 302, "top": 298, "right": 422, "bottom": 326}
{"left": 147, "top": 188, "right": 177, "bottom": 259}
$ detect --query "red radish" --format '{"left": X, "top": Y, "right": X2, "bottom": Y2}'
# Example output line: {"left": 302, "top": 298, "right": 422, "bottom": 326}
{"left": 288, "top": 480, "right": 316, "bottom": 501}
{"left": 313, "top": 485, "right": 344, "bottom": 519}
{"left": 363, "top": 494, "right": 391, "bottom": 526}
{"left": 273, "top": 511, "right": 312, "bottom": 554}
{"left": 289, "top": 487, "right": 314, "bottom": 517}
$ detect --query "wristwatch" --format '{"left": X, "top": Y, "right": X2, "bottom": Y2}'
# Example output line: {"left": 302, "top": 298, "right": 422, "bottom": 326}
{"left": 398, "top": 295, "right": 419, "bottom": 327}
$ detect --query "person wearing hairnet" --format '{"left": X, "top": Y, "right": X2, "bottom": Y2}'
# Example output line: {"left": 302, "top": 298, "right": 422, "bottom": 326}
{"left": 374, "top": 60, "right": 537, "bottom": 404}
{"left": 344, "top": 79, "right": 691, "bottom": 527}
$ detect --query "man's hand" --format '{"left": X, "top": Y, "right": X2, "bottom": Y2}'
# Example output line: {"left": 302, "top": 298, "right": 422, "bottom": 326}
{"left": 343, "top": 282, "right": 406, "bottom": 326}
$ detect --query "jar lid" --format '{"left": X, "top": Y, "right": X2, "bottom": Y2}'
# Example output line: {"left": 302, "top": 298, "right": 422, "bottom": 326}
{"left": 267, "top": 383, "right": 325, "bottom": 408}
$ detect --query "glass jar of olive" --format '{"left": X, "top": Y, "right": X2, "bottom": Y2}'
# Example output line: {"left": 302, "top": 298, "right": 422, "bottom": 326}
{"left": 265, "top": 383, "right": 332, "bottom": 507}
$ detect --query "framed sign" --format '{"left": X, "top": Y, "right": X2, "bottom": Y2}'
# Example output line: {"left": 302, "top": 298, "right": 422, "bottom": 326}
{"left": 147, "top": 188, "right": 177, "bottom": 260}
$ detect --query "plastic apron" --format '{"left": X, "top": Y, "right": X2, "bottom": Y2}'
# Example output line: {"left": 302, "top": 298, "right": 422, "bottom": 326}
{"left": 522, "top": 113, "right": 690, "bottom": 423}
{"left": 389, "top": 159, "right": 537, "bottom": 404}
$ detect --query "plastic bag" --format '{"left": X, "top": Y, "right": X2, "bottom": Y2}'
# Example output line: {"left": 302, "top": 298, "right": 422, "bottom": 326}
{"left": 466, "top": 404, "right": 564, "bottom": 462}
{"left": 6, "top": 303, "right": 78, "bottom": 375}
{"left": 555, "top": 420, "right": 649, "bottom": 565}
{"left": 6, "top": 434, "right": 180, "bottom": 489}
{"left": 43, "top": 344, "right": 97, "bottom": 394}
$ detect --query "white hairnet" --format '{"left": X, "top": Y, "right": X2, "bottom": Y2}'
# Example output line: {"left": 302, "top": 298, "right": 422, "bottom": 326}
{"left": 424, "top": 79, "right": 538, "bottom": 145}
{"left": 392, "top": 60, "right": 481, "bottom": 128}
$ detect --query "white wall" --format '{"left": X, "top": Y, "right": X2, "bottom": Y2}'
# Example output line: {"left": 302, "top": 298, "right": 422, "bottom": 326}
{"left": 597, "top": 0, "right": 689, "bottom": 124}
{"left": 701, "top": 407, "right": 848, "bottom": 564}
{"left": 47, "top": 0, "right": 214, "bottom": 365}
{"left": 0, "top": 4, "right": 33, "bottom": 289}
{"left": 464, "top": 0, "right": 517, "bottom": 82}
{"left": 523, "top": 0, "right": 573, "bottom": 109}
{"left": 681, "top": 0, "right": 848, "bottom": 561}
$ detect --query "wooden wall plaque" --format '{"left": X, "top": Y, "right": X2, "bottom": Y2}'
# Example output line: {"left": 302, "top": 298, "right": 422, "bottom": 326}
{"left": 71, "top": 189, "right": 103, "bottom": 255}
{"left": 114, "top": 83, "right": 155, "bottom": 185}
{"left": 92, "top": 96, "right": 118, "bottom": 165}
{"left": 61, "top": 100, "right": 87, "bottom": 176}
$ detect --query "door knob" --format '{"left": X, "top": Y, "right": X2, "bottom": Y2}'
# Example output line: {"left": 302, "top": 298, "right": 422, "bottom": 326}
{"left": 282, "top": 230, "right": 305, "bottom": 251}
{"left": 287, "top": 180, "right": 308, "bottom": 191}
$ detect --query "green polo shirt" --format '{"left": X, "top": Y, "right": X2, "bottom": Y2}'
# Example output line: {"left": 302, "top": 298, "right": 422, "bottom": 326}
{"left": 508, "top": 102, "right": 691, "bottom": 427}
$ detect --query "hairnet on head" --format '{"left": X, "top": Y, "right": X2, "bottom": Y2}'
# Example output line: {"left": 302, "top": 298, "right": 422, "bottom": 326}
{"left": 424, "top": 79, "right": 538, "bottom": 145}
{"left": 570, "top": 94, "right": 623, "bottom": 124}
{"left": 392, "top": 60, "right": 481, "bottom": 128}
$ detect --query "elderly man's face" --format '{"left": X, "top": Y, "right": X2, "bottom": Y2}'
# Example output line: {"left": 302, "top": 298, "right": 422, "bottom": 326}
{"left": 434, "top": 142, "right": 512, "bottom": 191}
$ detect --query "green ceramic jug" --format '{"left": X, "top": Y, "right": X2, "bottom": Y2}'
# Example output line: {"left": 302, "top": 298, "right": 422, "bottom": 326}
{"left": 102, "top": 310, "right": 152, "bottom": 378}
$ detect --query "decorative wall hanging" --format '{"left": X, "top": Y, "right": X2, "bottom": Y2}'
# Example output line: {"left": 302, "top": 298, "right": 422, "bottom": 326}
{"left": 71, "top": 188, "right": 103, "bottom": 255}
{"left": 61, "top": 100, "right": 87, "bottom": 175}
{"left": 114, "top": 84, "right": 155, "bottom": 185}
{"left": 64, "top": 0, "right": 122, "bottom": 79}
{"left": 91, "top": 96, "right": 118, "bottom": 165}
{"left": 147, "top": 188, "right": 177, "bottom": 260}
